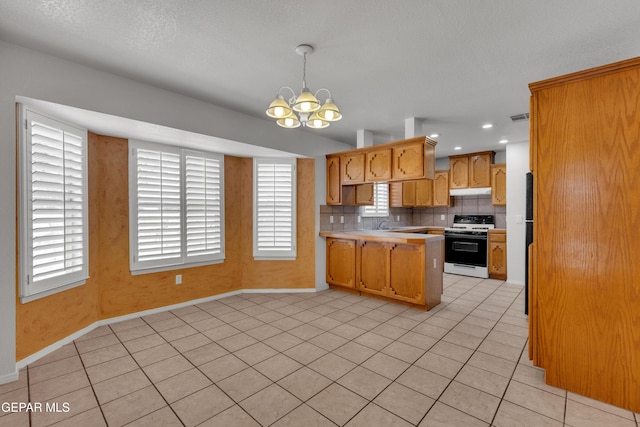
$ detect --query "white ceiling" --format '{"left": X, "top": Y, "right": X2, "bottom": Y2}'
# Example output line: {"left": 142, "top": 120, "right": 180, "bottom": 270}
{"left": 1, "top": 0, "right": 639, "bottom": 158}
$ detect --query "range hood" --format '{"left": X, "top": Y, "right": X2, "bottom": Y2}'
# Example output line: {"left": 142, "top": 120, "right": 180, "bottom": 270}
{"left": 449, "top": 187, "right": 492, "bottom": 196}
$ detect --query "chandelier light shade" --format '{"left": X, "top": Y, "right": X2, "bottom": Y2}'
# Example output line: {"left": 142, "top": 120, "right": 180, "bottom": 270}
{"left": 266, "top": 44, "right": 342, "bottom": 129}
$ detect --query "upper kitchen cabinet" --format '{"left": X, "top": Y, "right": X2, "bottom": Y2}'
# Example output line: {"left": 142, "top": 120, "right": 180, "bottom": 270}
{"left": 529, "top": 56, "right": 640, "bottom": 413}
{"left": 415, "top": 179, "right": 433, "bottom": 206}
{"left": 449, "top": 151, "right": 495, "bottom": 189}
{"left": 449, "top": 155, "right": 469, "bottom": 189}
{"left": 491, "top": 163, "right": 506, "bottom": 206}
{"left": 392, "top": 139, "right": 436, "bottom": 181}
{"left": 326, "top": 136, "right": 437, "bottom": 204}
{"left": 432, "top": 171, "right": 452, "bottom": 207}
{"left": 326, "top": 155, "right": 342, "bottom": 205}
{"left": 341, "top": 152, "right": 366, "bottom": 184}
{"left": 342, "top": 183, "right": 374, "bottom": 206}
{"left": 365, "top": 148, "right": 392, "bottom": 181}
{"left": 389, "top": 182, "right": 403, "bottom": 208}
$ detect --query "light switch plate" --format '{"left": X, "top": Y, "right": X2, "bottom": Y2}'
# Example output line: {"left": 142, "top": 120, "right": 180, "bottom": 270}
{"left": 340, "top": 216, "right": 344, "bottom": 223}
{"left": 329, "top": 215, "right": 334, "bottom": 224}
{"left": 176, "top": 274, "right": 182, "bottom": 285}
{"left": 441, "top": 214, "right": 446, "bottom": 221}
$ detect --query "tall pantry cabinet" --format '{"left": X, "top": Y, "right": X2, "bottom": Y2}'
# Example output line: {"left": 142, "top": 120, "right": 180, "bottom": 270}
{"left": 528, "top": 57, "right": 640, "bottom": 412}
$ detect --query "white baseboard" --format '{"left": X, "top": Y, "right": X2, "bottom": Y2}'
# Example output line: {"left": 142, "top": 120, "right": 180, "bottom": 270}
{"left": 14, "top": 287, "right": 316, "bottom": 373}
{"left": 507, "top": 280, "right": 525, "bottom": 286}
{"left": 16, "top": 322, "right": 99, "bottom": 370}
{"left": 0, "top": 370, "right": 19, "bottom": 385}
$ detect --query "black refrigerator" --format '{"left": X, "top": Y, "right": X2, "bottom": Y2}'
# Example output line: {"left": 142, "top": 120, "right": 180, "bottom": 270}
{"left": 524, "top": 172, "right": 533, "bottom": 315}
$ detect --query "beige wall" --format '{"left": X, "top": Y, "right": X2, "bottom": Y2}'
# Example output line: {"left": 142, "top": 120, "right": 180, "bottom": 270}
{"left": 16, "top": 133, "right": 315, "bottom": 360}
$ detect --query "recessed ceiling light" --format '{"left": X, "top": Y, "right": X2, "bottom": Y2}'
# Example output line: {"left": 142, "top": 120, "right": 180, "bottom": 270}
{"left": 430, "top": 133, "right": 439, "bottom": 138}
{"left": 454, "top": 146, "right": 462, "bottom": 150}
{"left": 499, "top": 139, "right": 508, "bottom": 144}
{"left": 482, "top": 123, "right": 493, "bottom": 129}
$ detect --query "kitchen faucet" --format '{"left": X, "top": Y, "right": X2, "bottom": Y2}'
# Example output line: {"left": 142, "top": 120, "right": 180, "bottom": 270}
{"left": 377, "top": 219, "right": 391, "bottom": 230}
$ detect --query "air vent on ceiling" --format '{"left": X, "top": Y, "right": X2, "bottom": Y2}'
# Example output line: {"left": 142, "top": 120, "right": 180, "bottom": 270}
{"left": 510, "top": 113, "right": 530, "bottom": 122}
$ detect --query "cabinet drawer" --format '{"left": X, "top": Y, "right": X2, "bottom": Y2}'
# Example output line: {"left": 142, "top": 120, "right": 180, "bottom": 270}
{"left": 489, "top": 231, "right": 506, "bottom": 243}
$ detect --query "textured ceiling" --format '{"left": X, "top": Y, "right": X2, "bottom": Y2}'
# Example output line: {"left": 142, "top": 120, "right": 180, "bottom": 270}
{"left": 1, "top": 0, "right": 639, "bottom": 157}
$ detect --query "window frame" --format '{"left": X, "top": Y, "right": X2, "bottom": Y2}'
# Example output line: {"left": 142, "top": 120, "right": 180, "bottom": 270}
{"left": 128, "top": 139, "right": 225, "bottom": 274}
{"left": 360, "top": 182, "right": 389, "bottom": 218}
{"left": 253, "top": 158, "right": 297, "bottom": 260}
{"left": 18, "top": 106, "right": 89, "bottom": 303}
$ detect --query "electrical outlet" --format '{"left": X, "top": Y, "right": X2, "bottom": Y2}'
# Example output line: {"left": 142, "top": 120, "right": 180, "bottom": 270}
{"left": 176, "top": 274, "right": 182, "bottom": 285}
{"left": 396, "top": 215, "right": 400, "bottom": 221}
{"left": 441, "top": 214, "right": 446, "bottom": 221}
{"left": 357, "top": 215, "right": 361, "bottom": 223}
{"left": 340, "top": 216, "right": 344, "bottom": 224}
{"left": 433, "top": 258, "right": 437, "bottom": 269}
{"left": 329, "top": 215, "right": 334, "bottom": 224}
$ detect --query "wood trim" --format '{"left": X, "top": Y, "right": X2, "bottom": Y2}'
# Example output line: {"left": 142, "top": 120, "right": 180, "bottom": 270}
{"left": 325, "top": 136, "right": 437, "bottom": 158}
{"left": 529, "top": 56, "right": 640, "bottom": 92}
{"left": 448, "top": 150, "right": 496, "bottom": 160}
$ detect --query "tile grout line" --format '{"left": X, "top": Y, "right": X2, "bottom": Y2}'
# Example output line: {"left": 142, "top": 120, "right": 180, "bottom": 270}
{"left": 103, "top": 323, "right": 188, "bottom": 427}
{"left": 413, "top": 278, "right": 525, "bottom": 426}
{"left": 71, "top": 340, "right": 110, "bottom": 427}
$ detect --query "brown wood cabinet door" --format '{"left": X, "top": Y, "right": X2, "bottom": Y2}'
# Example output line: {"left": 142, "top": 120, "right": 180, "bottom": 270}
{"left": 432, "top": 171, "right": 451, "bottom": 207}
{"left": 326, "top": 238, "right": 356, "bottom": 288}
{"left": 491, "top": 163, "right": 507, "bottom": 206}
{"left": 392, "top": 141, "right": 425, "bottom": 180}
{"left": 365, "top": 148, "right": 392, "bottom": 181}
{"left": 326, "top": 156, "right": 341, "bottom": 205}
{"left": 449, "top": 156, "right": 469, "bottom": 189}
{"left": 402, "top": 181, "right": 416, "bottom": 207}
{"left": 387, "top": 244, "right": 425, "bottom": 305}
{"left": 389, "top": 182, "right": 403, "bottom": 208}
{"left": 355, "top": 183, "right": 374, "bottom": 205}
{"left": 342, "top": 153, "right": 366, "bottom": 184}
{"left": 488, "top": 231, "right": 507, "bottom": 280}
{"left": 469, "top": 152, "right": 493, "bottom": 187}
{"left": 530, "top": 59, "right": 640, "bottom": 412}
{"left": 357, "top": 241, "right": 388, "bottom": 296}
{"left": 415, "top": 179, "right": 433, "bottom": 207}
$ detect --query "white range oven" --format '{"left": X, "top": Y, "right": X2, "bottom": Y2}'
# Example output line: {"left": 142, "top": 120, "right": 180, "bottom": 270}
{"left": 444, "top": 215, "right": 495, "bottom": 278}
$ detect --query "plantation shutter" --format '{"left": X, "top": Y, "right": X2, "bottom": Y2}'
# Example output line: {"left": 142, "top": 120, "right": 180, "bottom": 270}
{"left": 185, "top": 151, "right": 224, "bottom": 262}
{"left": 133, "top": 148, "right": 183, "bottom": 268}
{"left": 362, "top": 183, "right": 389, "bottom": 217}
{"left": 253, "top": 158, "right": 296, "bottom": 259}
{"left": 20, "top": 110, "right": 88, "bottom": 301}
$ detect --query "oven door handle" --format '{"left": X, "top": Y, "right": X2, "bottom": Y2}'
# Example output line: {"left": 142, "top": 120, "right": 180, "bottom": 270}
{"left": 445, "top": 233, "right": 488, "bottom": 240}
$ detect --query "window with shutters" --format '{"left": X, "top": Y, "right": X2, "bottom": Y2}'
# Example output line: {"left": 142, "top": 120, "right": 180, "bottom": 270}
{"left": 18, "top": 107, "right": 89, "bottom": 303}
{"left": 253, "top": 158, "right": 296, "bottom": 260}
{"left": 361, "top": 183, "right": 389, "bottom": 217}
{"left": 129, "top": 140, "right": 224, "bottom": 274}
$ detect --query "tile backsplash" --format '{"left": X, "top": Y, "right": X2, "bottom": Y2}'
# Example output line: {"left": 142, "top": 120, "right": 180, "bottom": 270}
{"left": 320, "top": 195, "right": 506, "bottom": 231}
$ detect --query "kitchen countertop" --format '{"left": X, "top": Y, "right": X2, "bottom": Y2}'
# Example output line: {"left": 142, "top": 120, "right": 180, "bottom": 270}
{"left": 319, "top": 227, "right": 444, "bottom": 244}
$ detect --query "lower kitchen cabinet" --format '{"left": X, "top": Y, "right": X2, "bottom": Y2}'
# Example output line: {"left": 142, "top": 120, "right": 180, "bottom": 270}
{"left": 326, "top": 238, "right": 356, "bottom": 288}
{"left": 324, "top": 235, "right": 443, "bottom": 309}
{"left": 357, "top": 241, "right": 388, "bottom": 296}
{"left": 488, "top": 230, "right": 507, "bottom": 280}
{"left": 387, "top": 243, "right": 426, "bottom": 305}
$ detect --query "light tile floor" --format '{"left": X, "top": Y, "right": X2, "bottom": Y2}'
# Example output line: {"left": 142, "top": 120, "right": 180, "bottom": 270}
{"left": 1, "top": 274, "right": 638, "bottom": 426}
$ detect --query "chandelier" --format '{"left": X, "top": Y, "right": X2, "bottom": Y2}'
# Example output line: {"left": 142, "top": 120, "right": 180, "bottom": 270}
{"left": 266, "top": 44, "right": 342, "bottom": 129}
